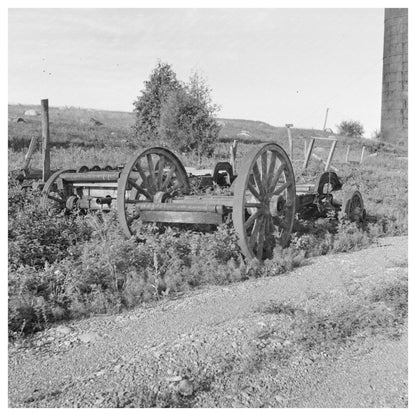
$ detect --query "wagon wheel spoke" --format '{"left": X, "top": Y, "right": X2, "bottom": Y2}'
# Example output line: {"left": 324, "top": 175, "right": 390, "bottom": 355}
{"left": 244, "top": 209, "right": 261, "bottom": 229}
{"left": 47, "top": 194, "right": 65, "bottom": 204}
{"left": 261, "top": 151, "right": 268, "bottom": 189}
{"left": 162, "top": 166, "right": 176, "bottom": 191}
{"left": 256, "top": 217, "right": 266, "bottom": 260}
{"left": 272, "top": 181, "right": 291, "bottom": 196}
{"left": 133, "top": 162, "right": 148, "bottom": 185}
{"left": 268, "top": 163, "right": 286, "bottom": 193}
{"left": 127, "top": 179, "right": 151, "bottom": 199}
{"left": 249, "top": 217, "right": 261, "bottom": 249}
{"left": 252, "top": 162, "right": 264, "bottom": 195}
{"left": 266, "top": 151, "right": 278, "bottom": 189}
{"left": 146, "top": 154, "right": 156, "bottom": 189}
{"left": 157, "top": 156, "right": 165, "bottom": 189}
{"left": 248, "top": 181, "right": 261, "bottom": 201}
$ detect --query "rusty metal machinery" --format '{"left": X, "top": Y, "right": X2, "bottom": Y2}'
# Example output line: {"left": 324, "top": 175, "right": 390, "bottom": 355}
{"left": 40, "top": 143, "right": 365, "bottom": 261}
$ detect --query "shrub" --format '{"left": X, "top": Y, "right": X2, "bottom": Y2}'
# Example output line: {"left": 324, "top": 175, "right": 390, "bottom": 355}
{"left": 133, "top": 62, "right": 182, "bottom": 142}
{"left": 337, "top": 120, "right": 364, "bottom": 137}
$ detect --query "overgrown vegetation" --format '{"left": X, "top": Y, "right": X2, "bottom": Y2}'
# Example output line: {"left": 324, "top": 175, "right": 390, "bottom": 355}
{"left": 8, "top": 104, "right": 407, "bottom": 338}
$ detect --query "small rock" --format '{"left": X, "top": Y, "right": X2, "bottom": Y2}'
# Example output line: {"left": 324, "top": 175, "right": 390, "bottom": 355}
{"left": 24, "top": 109, "right": 39, "bottom": 116}
{"left": 304, "top": 358, "right": 314, "bottom": 365}
{"left": 283, "top": 340, "right": 292, "bottom": 347}
{"left": 178, "top": 379, "right": 193, "bottom": 396}
{"left": 46, "top": 337, "right": 55, "bottom": 342}
{"left": 114, "top": 365, "right": 122, "bottom": 373}
{"left": 56, "top": 325, "right": 73, "bottom": 336}
{"left": 96, "top": 370, "right": 106, "bottom": 377}
{"left": 79, "top": 332, "right": 100, "bottom": 343}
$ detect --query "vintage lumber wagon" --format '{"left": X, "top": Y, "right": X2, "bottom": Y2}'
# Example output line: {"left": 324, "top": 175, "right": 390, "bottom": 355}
{"left": 40, "top": 143, "right": 365, "bottom": 261}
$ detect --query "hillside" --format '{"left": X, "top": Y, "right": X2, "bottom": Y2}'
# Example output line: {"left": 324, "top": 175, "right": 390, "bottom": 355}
{"left": 8, "top": 104, "right": 323, "bottom": 150}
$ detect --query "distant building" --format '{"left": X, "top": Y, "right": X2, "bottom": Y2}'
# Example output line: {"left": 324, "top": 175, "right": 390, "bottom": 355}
{"left": 380, "top": 8, "right": 408, "bottom": 144}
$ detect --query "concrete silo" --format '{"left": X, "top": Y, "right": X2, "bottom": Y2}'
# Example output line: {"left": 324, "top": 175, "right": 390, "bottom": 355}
{"left": 380, "top": 8, "right": 408, "bottom": 144}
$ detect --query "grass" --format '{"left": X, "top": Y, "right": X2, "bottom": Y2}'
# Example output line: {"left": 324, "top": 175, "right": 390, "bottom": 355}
{"left": 8, "top": 104, "right": 408, "bottom": 338}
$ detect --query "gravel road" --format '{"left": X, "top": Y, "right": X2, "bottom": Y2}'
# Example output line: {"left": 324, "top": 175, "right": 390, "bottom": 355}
{"left": 8, "top": 236, "right": 408, "bottom": 407}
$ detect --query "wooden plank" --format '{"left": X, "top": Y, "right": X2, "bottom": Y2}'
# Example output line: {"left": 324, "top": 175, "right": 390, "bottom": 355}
{"left": 345, "top": 145, "right": 351, "bottom": 162}
{"left": 23, "top": 136, "right": 38, "bottom": 170}
{"left": 303, "top": 138, "right": 315, "bottom": 170}
{"left": 140, "top": 211, "right": 223, "bottom": 224}
{"left": 325, "top": 139, "right": 337, "bottom": 171}
{"left": 360, "top": 145, "right": 366, "bottom": 164}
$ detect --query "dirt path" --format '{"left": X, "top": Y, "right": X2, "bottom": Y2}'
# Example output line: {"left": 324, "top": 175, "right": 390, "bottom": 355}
{"left": 9, "top": 236, "right": 408, "bottom": 407}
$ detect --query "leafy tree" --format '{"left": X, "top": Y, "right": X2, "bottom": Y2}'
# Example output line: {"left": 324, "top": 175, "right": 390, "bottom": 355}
{"left": 337, "top": 120, "right": 364, "bottom": 137}
{"left": 159, "top": 72, "right": 221, "bottom": 165}
{"left": 133, "top": 62, "right": 182, "bottom": 141}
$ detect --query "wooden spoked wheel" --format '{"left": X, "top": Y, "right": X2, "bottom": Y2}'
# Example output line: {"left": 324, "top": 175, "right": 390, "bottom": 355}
{"left": 117, "top": 147, "right": 190, "bottom": 237}
{"left": 232, "top": 143, "right": 296, "bottom": 260}
{"left": 342, "top": 190, "right": 365, "bottom": 223}
{"left": 41, "top": 169, "right": 75, "bottom": 214}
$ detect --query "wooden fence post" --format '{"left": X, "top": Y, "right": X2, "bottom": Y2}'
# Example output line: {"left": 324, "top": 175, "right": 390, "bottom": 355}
{"left": 285, "top": 124, "right": 293, "bottom": 160}
{"left": 345, "top": 145, "right": 351, "bottom": 163}
{"left": 41, "top": 99, "right": 51, "bottom": 182}
{"left": 23, "top": 136, "right": 38, "bottom": 171}
{"left": 230, "top": 139, "right": 238, "bottom": 175}
{"left": 360, "top": 145, "right": 366, "bottom": 164}
{"left": 303, "top": 138, "right": 315, "bottom": 170}
{"left": 325, "top": 138, "right": 337, "bottom": 171}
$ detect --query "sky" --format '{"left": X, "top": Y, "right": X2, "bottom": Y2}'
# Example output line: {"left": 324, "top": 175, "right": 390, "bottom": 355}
{"left": 8, "top": 8, "right": 385, "bottom": 135}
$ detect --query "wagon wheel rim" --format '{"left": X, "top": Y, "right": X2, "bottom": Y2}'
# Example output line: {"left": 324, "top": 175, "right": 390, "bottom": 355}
{"left": 117, "top": 147, "right": 190, "bottom": 237}
{"left": 342, "top": 190, "right": 364, "bottom": 222}
{"left": 233, "top": 143, "right": 296, "bottom": 261}
{"left": 41, "top": 169, "right": 75, "bottom": 214}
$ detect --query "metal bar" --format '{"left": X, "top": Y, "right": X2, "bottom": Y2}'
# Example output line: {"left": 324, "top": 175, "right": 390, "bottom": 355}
{"left": 59, "top": 171, "right": 121, "bottom": 182}
{"left": 137, "top": 202, "right": 224, "bottom": 214}
{"left": 41, "top": 99, "right": 50, "bottom": 182}
{"left": 325, "top": 139, "right": 338, "bottom": 171}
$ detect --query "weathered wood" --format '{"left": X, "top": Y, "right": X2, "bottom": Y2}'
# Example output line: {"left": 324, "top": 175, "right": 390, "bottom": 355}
{"left": 311, "top": 153, "right": 339, "bottom": 172}
{"left": 325, "top": 138, "right": 338, "bottom": 171}
{"left": 303, "top": 138, "right": 315, "bottom": 170}
{"left": 23, "top": 136, "right": 38, "bottom": 170}
{"left": 345, "top": 145, "right": 351, "bottom": 162}
{"left": 285, "top": 124, "right": 293, "bottom": 160}
{"left": 230, "top": 140, "right": 238, "bottom": 175}
{"left": 360, "top": 145, "right": 366, "bottom": 164}
{"left": 137, "top": 202, "right": 224, "bottom": 214}
{"left": 140, "top": 211, "right": 223, "bottom": 224}
{"left": 41, "top": 99, "right": 51, "bottom": 182}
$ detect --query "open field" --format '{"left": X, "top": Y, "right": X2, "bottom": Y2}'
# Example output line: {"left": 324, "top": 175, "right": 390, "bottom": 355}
{"left": 8, "top": 104, "right": 408, "bottom": 339}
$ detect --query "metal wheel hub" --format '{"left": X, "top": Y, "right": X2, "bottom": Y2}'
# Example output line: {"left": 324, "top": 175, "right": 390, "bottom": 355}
{"left": 269, "top": 194, "right": 286, "bottom": 217}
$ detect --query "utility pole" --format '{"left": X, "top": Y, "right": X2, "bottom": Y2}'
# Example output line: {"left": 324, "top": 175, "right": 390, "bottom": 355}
{"left": 322, "top": 107, "right": 330, "bottom": 132}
